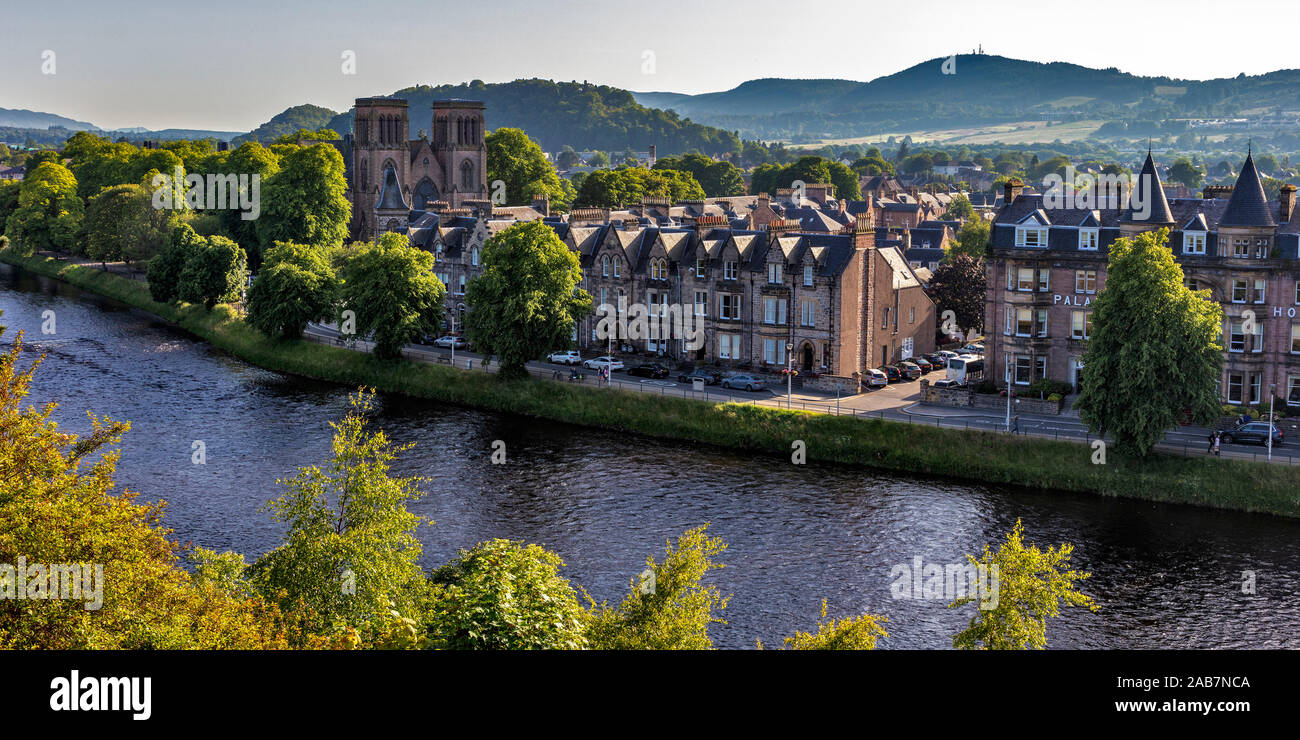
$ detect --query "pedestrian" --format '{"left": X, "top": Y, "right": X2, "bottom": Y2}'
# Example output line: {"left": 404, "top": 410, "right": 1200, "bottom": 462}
{"left": 1213, "top": 431, "right": 1221, "bottom": 456}
{"left": 1011, "top": 414, "right": 1020, "bottom": 435}
{"left": 1207, "top": 430, "right": 1216, "bottom": 454}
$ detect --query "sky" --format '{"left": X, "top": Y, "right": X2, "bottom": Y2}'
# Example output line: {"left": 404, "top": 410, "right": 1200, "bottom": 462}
{"left": 2, "top": 0, "right": 1297, "bottom": 133}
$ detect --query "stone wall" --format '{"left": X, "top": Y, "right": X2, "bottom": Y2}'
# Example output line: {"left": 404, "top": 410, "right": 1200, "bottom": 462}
{"left": 802, "top": 374, "right": 859, "bottom": 394}
{"left": 919, "top": 379, "right": 1063, "bottom": 415}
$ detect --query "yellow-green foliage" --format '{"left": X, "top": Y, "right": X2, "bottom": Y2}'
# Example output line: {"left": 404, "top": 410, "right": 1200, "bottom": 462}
{"left": 776, "top": 599, "right": 888, "bottom": 650}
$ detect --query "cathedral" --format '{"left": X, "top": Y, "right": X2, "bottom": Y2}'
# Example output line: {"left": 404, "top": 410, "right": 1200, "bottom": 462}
{"left": 346, "top": 97, "right": 488, "bottom": 239}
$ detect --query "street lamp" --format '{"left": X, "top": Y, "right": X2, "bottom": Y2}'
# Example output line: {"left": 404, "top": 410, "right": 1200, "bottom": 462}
{"left": 1005, "top": 361, "right": 1013, "bottom": 432}
{"left": 1269, "top": 383, "right": 1276, "bottom": 461}
{"left": 786, "top": 342, "right": 794, "bottom": 409}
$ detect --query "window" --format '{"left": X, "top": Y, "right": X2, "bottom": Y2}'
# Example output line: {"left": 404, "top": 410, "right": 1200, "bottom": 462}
{"left": 723, "top": 261, "right": 737, "bottom": 280}
{"left": 1250, "top": 374, "right": 1262, "bottom": 405}
{"left": 1229, "top": 320, "right": 1245, "bottom": 352}
{"left": 1183, "top": 232, "right": 1206, "bottom": 255}
{"left": 767, "top": 263, "right": 782, "bottom": 284}
{"left": 1250, "top": 320, "right": 1263, "bottom": 353}
{"left": 718, "top": 334, "right": 741, "bottom": 360}
{"left": 457, "top": 275, "right": 465, "bottom": 294}
{"left": 613, "top": 259, "right": 620, "bottom": 278}
{"left": 600, "top": 287, "right": 608, "bottom": 309}
{"left": 1071, "top": 311, "right": 1091, "bottom": 340}
{"left": 763, "top": 339, "right": 780, "bottom": 365}
{"left": 1288, "top": 375, "right": 1300, "bottom": 406}
{"left": 471, "top": 248, "right": 479, "bottom": 267}
{"left": 460, "top": 160, "right": 474, "bottom": 190}
{"left": 695, "top": 256, "right": 706, "bottom": 277}
{"left": 1292, "top": 324, "right": 1300, "bottom": 354}
{"left": 1075, "top": 270, "right": 1097, "bottom": 294}
{"left": 1007, "top": 265, "right": 1016, "bottom": 291}
{"left": 601, "top": 256, "right": 609, "bottom": 277}
{"left": 1004, "top": 305, "right": 1013, "bottom": 335}
{"left": 1253, "top": 279, "right": 1266, "bottom": 304}
{"left": 1014, "top": 355, "right": 1032, "bottom": 385}
{"left": 1295, "top": 280, "right": 1300, "bottom": 305}
{"left": 883, "top": 307, "right": 891, "bottom": 329}
{"left": 1017, "top": 267, "right": 1035, "bottom": 292}
{"left": 1079, "top": 229, "right": 1098, "bottom": 250}
{"left": 1034, "top": 356, "right": 1048, "bottom": 381}
{"left": 1233, "top": 239, "right": 1250, "bottom": 259}
{"left": 801, "top": 299, "right": 816, "bottom": 327}
{"left": 763, "top": 298, "right": 787, "bottom": 325}
{"left": 910, "top": 306, "right": 916, "bottom": 324}
{"left": 718, "top": 294, "right": 741, "bottom": 320}
{"left": 1016, "top": 227, "right": 1047, "bottom": 247}
{"left": 803, "top": 265, "right": 814, "bottom": 286}
{"left": 1227, "top": 372, "right": 1244, "bottom": 403}
{"left": 1015, "top": 307, "right": 1033, "bottom": 337}
{"left": 1038, "top": 268, "right": 1050, "bottom": 292}
{"left": 1036, "top": 308, "right": 1048, "bottom": 337}
{"left": 694, "top": 291, "right": 707, "bottom": 317}
{"left": 1232, "top": 279, "right": 1248, "bottom": 303}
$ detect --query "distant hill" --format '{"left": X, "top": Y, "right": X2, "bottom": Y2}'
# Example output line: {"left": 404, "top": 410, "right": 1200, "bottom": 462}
{"left": 0, "top": 107, "right": 97, "bottom": 131}
{"left": 631, "top": 55, "right": 1300, "bottom": 141}
{"left": 320, "top": 79, "right": 741, "bottom": 157}
{"left": 233, "top": 104, "right": 340, "bottom": 144}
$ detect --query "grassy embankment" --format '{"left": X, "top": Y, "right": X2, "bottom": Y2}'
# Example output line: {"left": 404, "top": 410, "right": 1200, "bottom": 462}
{"left": 5, "top": 247, "right": 1300, "bottom": 518}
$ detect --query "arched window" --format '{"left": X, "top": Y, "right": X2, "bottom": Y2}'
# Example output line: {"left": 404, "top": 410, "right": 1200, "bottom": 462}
{"left": 471, "top": 248, "right": 479, "bottom": 267}
{"left": 460, "top": 160, "right": 474, "bottom": 190}
{"left": 601, "top": 256, "right": 609, "bottom": 277}
{"left": 359, "top": 159, "right": 368, "bottom": 189}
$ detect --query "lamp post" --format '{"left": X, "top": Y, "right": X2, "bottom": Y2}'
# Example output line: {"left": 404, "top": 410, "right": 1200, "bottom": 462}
{"left": 786, "top": 342, "right": 794, "bottom": 409}
{"left": 449, "top": 309, "right": 457, "bottom": 366}
{"left": 1269, "top": 383, "right": 1276, "bottom": 461}
{"left": 1005, "top": 361, "right": 1013, "bottom": 432}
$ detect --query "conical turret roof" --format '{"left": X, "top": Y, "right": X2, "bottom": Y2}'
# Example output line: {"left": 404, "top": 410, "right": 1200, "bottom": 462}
{"left": 1121, "top": 151, "right": 1174, "bottom": 225}
{"left": 1220, "top": 152, "right": 1276, "bottom": 227}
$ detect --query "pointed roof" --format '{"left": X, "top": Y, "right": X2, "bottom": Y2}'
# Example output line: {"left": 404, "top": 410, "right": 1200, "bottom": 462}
{"left": 1121, "top": 152, "right": 1174, "bottom": 224}
{"left": 376, "top": 165, "right": 409, "bottom": 211}
{"left": 1220, "top": 152, "right": 1276, "bottom": 228}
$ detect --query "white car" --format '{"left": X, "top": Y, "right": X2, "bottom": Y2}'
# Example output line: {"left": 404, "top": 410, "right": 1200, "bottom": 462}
{"left": 547, "top": 350, "right": 582, "bottom": 365}
{"left": 864, "top": 368, "right": 889, "bottom": 387}
{"left": 433, "top": 335, "right": 468, "bottom": 350}
{"left": 582, "top": 355, "right": 624, "bottom": 372}
{"left": 961, "top": 343, "right": 985, "bottom": 355}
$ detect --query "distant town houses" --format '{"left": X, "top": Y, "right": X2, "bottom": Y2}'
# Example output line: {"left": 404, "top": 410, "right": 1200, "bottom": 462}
{"left": 985, "top": 150, "right": 1300, "bottom": 407}
{"left": 0, "top": 164, "right": 25, "bottom": 180}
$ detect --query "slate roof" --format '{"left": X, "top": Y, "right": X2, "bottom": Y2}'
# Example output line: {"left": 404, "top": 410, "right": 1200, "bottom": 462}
{"left": 1120, "top": 152, "right": 1174, "bottom": 225}
{"left": 1220, "top": 152, "right": 1276, "bottom": 228}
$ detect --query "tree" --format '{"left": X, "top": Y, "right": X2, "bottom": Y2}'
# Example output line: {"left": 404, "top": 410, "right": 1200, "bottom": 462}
{"left": 928, "top": 254, "right": 986, "bottom": 335}
{"left": 0, "top": 315, "right": 289, "bottom": 649}
{"left": 83, "top": 182, "right": 178, "bottom": 267}
{"left": 249, "top": 390, "right": 432, "bottom": 644}
{"left": 950, "top": 217, "right": 990, "bottom": 258}
{"left": 575, "top": 166, "right": 704, "bottom": 208}
{"left": 463, "top": 220, "right": 591, "bottom": 380}
{"left": 245, "top": 241, "right": 338, "bottom": 339}
{"left": 147, "top": 223, "right": 206, "bottom": 303}
{"left": 653, "top": 153, "right": 745, "bottom": 197}
{"left": 426, "top": 539, "right": 588, "bottom": 650}
{"left": 942, "top": 194, "right": 977, "bottom": 221}
{"left": 219, "top": 142, "right": 281, "bottom": 266}
{"left": 3, "top": 161, "right": 83, "bottom": 254}
{"left": 555, "top": 146, "right": 581, "bottom": 170}
{"left": 584, "top": 526, "right": 729, "bottom": 650}
{"left": 1169, "top": 158, "right": 1205, "bottom": 189}
{"left": 178, "top": 234, "right": 247, "bottom": 310}
{"left": 337, "top": 232, "right": 445, "bottom": 360}
{"left": 901, "top": 153, "right": 934, "bottom": 175}
{"left": 257, "top": 142, "right": 349, "bottom": 249}
{"left": 1073, "top": 229, "right": 1223, "bottom": 456}
{"left": 485, "top": 127, "right": 569, "bottom": 207}
{"left": 587, "top": 151, "right": 609, "bottom": 167}
{"left": 950, "top": 520, "right": 1095, "bottom": 650}
{"left": 774, "top": 599, "right": 888, "bottom": 650}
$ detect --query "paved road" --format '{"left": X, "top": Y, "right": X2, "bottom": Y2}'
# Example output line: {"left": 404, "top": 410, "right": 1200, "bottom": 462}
{"left": 302, "top": 323, "right": 1300, "bottom": 465}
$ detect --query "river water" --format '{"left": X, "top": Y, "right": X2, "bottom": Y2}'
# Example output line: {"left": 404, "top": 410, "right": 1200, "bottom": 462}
{"left": 3, "top": 262, "right": 1298, "bottom": 649}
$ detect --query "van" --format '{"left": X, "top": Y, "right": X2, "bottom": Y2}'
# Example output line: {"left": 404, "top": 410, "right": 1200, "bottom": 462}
{"left": 947, "top": 356, "right": 985, "bottom": 386}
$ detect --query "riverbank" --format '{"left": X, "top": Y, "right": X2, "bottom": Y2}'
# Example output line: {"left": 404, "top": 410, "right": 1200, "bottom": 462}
{"left": 6, "top": 246, "right": 1300, "bottom": 518}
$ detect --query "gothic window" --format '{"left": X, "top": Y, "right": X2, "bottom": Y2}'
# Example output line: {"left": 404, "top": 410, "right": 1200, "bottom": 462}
{"left": 460, "top": 160, "right": 474, "bottom": 190}
{"left": 359, "top": 159, "right": 368, "bottom": 188}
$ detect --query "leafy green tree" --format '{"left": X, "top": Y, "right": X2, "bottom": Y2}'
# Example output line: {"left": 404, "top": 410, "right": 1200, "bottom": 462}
{"left": 851, "top": 155, "right": 894, "bottom": 176}
{"left": 950, "top": 217, "right": 990, "bottom": 258}
{"left": 943, "top": 194, "right": 977, "bottom": 221}
{"left": 485, "top": 127, "right": 569, "bottom": 206}
{"left": 463, "top": 220, "right": 591, "bottom": 380}
{"left": 257, "top": 142, "right": 349, "bottom": 249}
{"left": 246, "top": 241, "right": 338, "bottom": 339}
{"left": 178, "top": 234, "right": 247, "bottom": 309}
{"left": 902, "top": 153, "right": 934, "bottom": 175}
{"left": 555, "top": 145, "right": 581, "bottom": 170}
{"left": 1169, "top": 158, "right": 1205, "bottom": 189}
{"left": 83, "top": 182, "right": 178, "bottom": 267}
{"left": 950, "top": 520, "right": 1095, "bottom": 650}
{"left": 574, "top": 166, "right": 704, "bottom": 208}
{"left": 653, "top": 153, "right": 745, "bottom": 197}
{"left": 928, "top": 254, "right": 985, "bottom": 335}
{"left": 584, "top": 526, "right": 729, "bottom": 650}
{"left": 587, "top": 151, "right": 609, "bottom": 167}
{"left": 1074, "top": 229, "right": 1223, "bottom": 456}
{"left": 250, "top": 390, "right": 432, "bottom": 643}
{"left": 0, "top": 180, "right": 21, "bottom": 229}
{"left": 219, "top": 142, "right": 281, "bottom": 265}
{"left": 3, "top": 161, "right": 83, "bottom": 254}
{"left": 825, "top": 161, "right": 862, "bottom": 199}
{"left": 426, "top": 539, "right": 588, "bottom": 650}
{"left": 773, "top": 599, "right": 888, "bottom": 650}
{"left": 337, "top": 232, "right": 445, "bottom": 360}
{"left": 147, "top": 223, "right": 206, "bottom": 303}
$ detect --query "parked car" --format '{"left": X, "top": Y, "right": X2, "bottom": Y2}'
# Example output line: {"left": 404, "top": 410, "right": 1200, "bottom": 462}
{"left": 864, "top": 368, "right": 889, "bottom": 387}
{"left": 627, "top": 363, "right": 670, "bottom": 379}
{"left": 896, "top": 361, "right": 922, "bottom": 380}
{"left": 547, "top": 350, "right": 582, "bottom": 365}
{"left": 433, "top": 335, "right": 468, "bottom": 350}
{"left": 678, "top": 369, "right": 722, "bottom": 385}
{"left": 925, "top": 352, "right": 951, "bottom": 367}
{"left": 934, "top": 350, "right": 960, "bottom": 364}
{"left": 582, "top": 355, "right": 625, "bottom": 372}
{"left": 930, "top": 379, "right": 961, "bottom": 389}
{"left": 1221, "top": 421, "right": 1283, "bottom": 446}
{"left": 961, "top": 343, "right": 985, "bottom": 355}
{"left": 911, "top": 357, "right": 934, "bottom": 374}
{"left": 878, "top": 365, "right": 901, "bottom": 383}
{"left": 721, "top": 374, "right": 765, "bottom": 392}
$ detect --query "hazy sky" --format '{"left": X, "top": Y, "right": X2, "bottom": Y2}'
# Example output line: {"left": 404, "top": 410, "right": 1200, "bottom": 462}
{"left": 3, "top": 0, "right": 1296, "bottom": 132}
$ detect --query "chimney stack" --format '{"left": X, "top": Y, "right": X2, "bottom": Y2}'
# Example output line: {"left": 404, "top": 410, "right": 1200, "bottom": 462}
{"left": 1280, "top": 184, "right": 1297, "bottom": 223}
{"left": 1003, "top": 178, "right": 1024, "bottom": 204}
{"left": 531, "top": 193, "right": 550, "bottom": 218}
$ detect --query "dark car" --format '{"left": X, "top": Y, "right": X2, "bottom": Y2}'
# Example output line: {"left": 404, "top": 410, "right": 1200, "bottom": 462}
{"left": 896, "top": 361, "right": 922, "bottom": 380}
{"left": 911, "top": 357, "right": 934, "bottom": 374}
{"left": 878, "top": 365, "right": 901, "bottom": 383}
{"left": 627, "top": 363, "right": 670, "bottom": 379}
{"left": 1221, "top": 421, "right": 1283, "bottom": 446}
{"left": 678, "top": 368, "right": 722, "bottom": 385}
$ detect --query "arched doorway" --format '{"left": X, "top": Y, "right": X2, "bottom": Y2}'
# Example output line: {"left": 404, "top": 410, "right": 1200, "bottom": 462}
{"left": 800, "top": 343, "right": 814, "bottom": 373}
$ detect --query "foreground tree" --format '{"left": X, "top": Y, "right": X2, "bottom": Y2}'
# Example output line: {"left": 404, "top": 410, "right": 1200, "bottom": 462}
{"left": 950, "top": 520, "right": 1095, "bottom": 650}
{"left": 463, "top": 220, "right": 591, "bottom": 380}
{"left": 583, "top": 525, "right": 729, "bottom": 650}
{"left": 249, "top": 390, "right": 433, "bottom": 644}
{"left": 426, "top": 539, "right": 588, "bottom": 650}
{"left": 178, "top": 234, "right": 247, "bottom": 310}
{"left": 773, "top": 599, "right": 888, "bottom": 650}
{"left": 246, "top": 241, "right": 338, "bottom": 339}
{"left": 927, "top": 253, "right": 986, "bottom": 336}
{"left": 1074, "top": 229, "right": 1223, "bottom": 456}
{"left": 147, "top": 223, "right": 207, "bottom": 303}
{"left": 337, "top": 232, "right": 444, "bottom": 360}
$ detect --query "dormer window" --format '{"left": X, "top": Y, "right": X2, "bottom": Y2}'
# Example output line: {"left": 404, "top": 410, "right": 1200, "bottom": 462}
{"left": 1078, "top": 229, "right": 1098, "bottom": 250}
{"left": 1183, "top": 233, "right": 1206, "bottom": 255}
{"left": 695, "top": 256, "right": 706, "bottom": 277}
{"left": 1016, "top": 226, "right": 1048, "bottom": 247}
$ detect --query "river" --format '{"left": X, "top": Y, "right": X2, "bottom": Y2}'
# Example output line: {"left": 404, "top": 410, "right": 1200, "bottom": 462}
{"left": 3, "top": 262, "right": 1298, "bottom": 649}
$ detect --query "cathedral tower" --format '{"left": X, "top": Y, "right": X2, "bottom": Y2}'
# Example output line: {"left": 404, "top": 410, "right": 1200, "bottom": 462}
{"left": 431, "top": 100, "right": 487, "bottom": 207}
{"left": 351, "top": 97, "right": 411, "bottom": 237}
